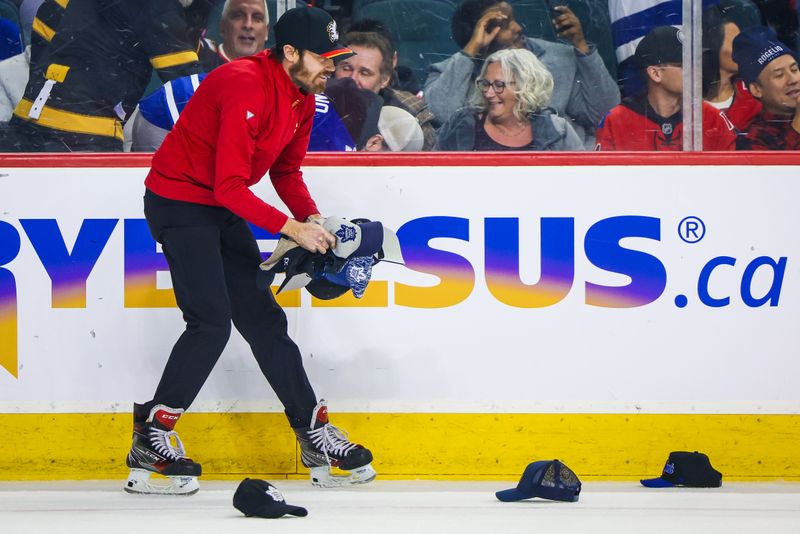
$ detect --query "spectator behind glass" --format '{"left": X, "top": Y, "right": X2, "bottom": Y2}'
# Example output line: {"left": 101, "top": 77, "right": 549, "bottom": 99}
{"left": 436, "top": 47, "right": 583, "bottom": 151}
{"left": 595, "top": 26, "right": 736, "bottom": 151}
{"left": 0, "top": 0, "right": 210, "bottom": 152}
{"left": 18, "top": 0, "right": 43, "bottom": 46}
{"left": 733, "top": 26, "right": 800, "bottom": 150}
{"left": 346, "top": 18, "right": 420, "bottom": 95}
{"left": 425, "top": 0, "right": 619, "bottom": 149}
{"left": 198, "top": 0, "right": 269, "bottom": 71}
{"left": 133, "top": 0, "right": 269, "bottom": 151}
{"left": 703, "top": 4, "right": 761, "bottom": 132}
{"left": 309, "top": 77, "right": 383, "bottom": 151}
{"left": 335, "top": 29, "right": 437, "bottom": 150}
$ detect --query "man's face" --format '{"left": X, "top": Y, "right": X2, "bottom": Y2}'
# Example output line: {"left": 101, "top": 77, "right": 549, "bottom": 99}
{"left": 647, "top": 63, "right": 683, "bottom": 96}
{"left": 289, "top": 50, "right": 335, "bottom": 94}
{"left": 220, "top": 0, "right": 268, "bottom": 60}
{"left": 484, "top": 2, "right": 525, "bottom": 52}
{"left": 335, "top": 44, "right": 390, "bottom": 94}
{"left": 751, "top": 55, "right": 800, "bottom": 115}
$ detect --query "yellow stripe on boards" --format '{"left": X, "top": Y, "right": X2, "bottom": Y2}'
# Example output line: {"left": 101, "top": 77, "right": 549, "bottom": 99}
{"left": 0, "top": 413, "right": 797, "bottom": 480}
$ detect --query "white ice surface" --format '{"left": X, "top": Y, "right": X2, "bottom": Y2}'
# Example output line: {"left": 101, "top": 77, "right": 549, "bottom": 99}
{"left": 1, "top": 480, "right": 799, "bottom": 534}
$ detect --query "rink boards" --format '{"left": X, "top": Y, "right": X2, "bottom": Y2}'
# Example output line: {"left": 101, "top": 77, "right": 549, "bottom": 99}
{"left": 0, "top": 153, "right": 799, "bottom": 480}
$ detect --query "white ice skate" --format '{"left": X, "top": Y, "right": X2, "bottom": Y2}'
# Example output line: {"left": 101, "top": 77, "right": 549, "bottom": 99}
{"left": 124, "top": 468, "right": 200, "bottom": 496}
{"left": 124, "top": 403, "right": 202, "bottom": 496}
{"left": 295, "top": 400, "right": 377, "bottom": 488}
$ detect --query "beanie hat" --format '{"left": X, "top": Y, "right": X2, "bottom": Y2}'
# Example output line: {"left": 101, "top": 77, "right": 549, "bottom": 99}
{"left": 732, "top": 26, "right": 795, "bottom": 85}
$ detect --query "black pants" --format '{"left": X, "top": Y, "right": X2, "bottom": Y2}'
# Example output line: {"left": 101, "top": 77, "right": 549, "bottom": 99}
{"left": 143, "top": 190, "right": 317, "bottom": 428}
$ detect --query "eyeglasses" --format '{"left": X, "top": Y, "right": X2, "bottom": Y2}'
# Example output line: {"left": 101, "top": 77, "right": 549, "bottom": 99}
{"left": 475, "top": 79, "right": 516, "bottom": 94}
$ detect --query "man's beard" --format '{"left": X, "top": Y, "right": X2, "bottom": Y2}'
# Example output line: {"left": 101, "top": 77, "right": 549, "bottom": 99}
{"left": 289, "top": 61, "right": 325, "bottom": 94}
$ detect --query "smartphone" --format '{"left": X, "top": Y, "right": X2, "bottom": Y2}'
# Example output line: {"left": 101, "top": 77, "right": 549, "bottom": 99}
{"left": 546, "top": 0, "right": 570, "bottom": 41}
{"left": 546, "top": 0, "right": 565, "bottom": 17}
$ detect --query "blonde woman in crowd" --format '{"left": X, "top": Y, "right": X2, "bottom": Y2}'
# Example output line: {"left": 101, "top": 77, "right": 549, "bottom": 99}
{"left": 436, "top": 47, "right": 583, "bottom": 151}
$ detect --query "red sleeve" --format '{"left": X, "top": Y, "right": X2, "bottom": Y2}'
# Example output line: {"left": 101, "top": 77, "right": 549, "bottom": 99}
{"left": 269, "top": 96, "right": 319, "bottom": 223}
{"left": 212, "top": 75, "right": 291, "bottom": 233}
{"left": 703, "top": 105, "right": 736, "bottom": 151}
{"left": 594, "top": 110, "right": 617, "bottom": 151}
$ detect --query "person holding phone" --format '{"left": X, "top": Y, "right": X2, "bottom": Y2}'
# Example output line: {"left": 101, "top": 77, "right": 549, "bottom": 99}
{"left": 424, "top": 0, "right": 619, "bottom": 148}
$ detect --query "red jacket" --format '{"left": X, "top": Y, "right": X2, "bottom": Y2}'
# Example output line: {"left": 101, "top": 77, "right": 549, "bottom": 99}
{"left": 145, "top": 50, "right": 319, "bottom": 233}
{"left": 720, "top": 80, "right": 761, "bottom": 133}
{"left": 595, "top": 93, "right": 736, "bottom": 151}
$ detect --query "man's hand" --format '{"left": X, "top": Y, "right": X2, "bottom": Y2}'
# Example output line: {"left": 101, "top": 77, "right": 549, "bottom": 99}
{"left": 463, "top": 9, "right": 507, "bottom": 57}
{"left": 281, "top": 218, "right": 336, "bottom": 254}
{"left": 552, "top": 6, "right": 589, "bottom": 54}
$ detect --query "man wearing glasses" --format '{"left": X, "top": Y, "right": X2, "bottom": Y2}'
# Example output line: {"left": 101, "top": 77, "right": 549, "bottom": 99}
{"left": 595, "top": 26, "right": 735, "bottom": 151}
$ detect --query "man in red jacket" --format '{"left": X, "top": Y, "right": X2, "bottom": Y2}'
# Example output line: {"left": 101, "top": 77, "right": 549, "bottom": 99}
{"left": 125, "top": 7, "right": 376, "bottom": 495}
{"left": 596, "top": 26, "right": 735, "bottom": 151}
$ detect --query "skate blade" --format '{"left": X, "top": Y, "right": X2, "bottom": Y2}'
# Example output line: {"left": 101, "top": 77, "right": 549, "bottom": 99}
{"left": 124, "top": 468, "right": 199, "bottom": 496}
{"left": 309, "top": 464, "right": 377, "bottom": 488}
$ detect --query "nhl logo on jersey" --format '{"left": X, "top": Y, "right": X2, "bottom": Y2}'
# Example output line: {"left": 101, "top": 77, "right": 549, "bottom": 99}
{"left": 327, "top": 20, "right": 339, "bottom": 43}
{"left": 661, "top": 123, "right": 674, "bottom": 136}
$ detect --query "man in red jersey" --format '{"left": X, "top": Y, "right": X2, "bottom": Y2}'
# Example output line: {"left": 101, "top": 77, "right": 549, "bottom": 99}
{"left": 596, "top": 26, "right": 735, "bottom": 151}
{"left": 124, "top": 7, "right": 377, "bottom": 496}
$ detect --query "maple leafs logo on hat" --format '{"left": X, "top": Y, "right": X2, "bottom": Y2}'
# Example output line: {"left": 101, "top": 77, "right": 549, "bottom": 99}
{"left": 335, "top": 224, "right": 357, "bottom": 243}
{"left": 327, "top": 20, "right": 338, "bottom": 43}
{"left": 266, "top": 486, "right": 285, "bottom": 503}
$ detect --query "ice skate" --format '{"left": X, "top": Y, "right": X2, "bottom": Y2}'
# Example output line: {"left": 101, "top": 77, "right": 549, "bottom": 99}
{"left": 124, "top": 403, "right": 202, "bottom": 496}
{"left": 294, "top": 399, "right": 376, "bottom": 488}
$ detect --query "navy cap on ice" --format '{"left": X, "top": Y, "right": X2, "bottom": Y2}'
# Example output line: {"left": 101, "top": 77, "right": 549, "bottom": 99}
{"left": 274, "top": 7, "right": 355, "bottom": 62}
{"left": 233, "top": 478, "right": 308, "bottom": 518}
{"left": 640, "top": 451, "right": 722, "bottom": 488}
{"left": 496, "top": 460, "right": 581, "bottom": 503}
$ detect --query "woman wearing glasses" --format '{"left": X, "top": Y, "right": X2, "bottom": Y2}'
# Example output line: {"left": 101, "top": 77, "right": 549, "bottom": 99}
{"left": 435, "top": 48, "right": 583, "bottom": 151}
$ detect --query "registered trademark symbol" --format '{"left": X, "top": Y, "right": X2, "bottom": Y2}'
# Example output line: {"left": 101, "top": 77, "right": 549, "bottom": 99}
{"left": 678, "top": 216, "right": 705, "bottom": 243}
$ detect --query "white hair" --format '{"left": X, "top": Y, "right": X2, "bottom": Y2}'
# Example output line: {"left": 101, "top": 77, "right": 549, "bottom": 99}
{"left": 470, "top": 48, "right": 555, "bottom": 121}
{"left": 221, "top": 0, "right": 270, "bottom": 25}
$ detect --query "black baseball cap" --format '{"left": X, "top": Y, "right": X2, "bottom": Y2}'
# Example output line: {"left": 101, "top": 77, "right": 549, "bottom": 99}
{"left": 274, "top": 7, "right": 355, "bottom": 62}
{"left": 233, "top": 478, "right": 308, "bottom": 518}
{"left": 496, "top": 460, "right": 582, "bottom": 503}
{"left": 641, "top": 451, "right": 723, "bottom": 488}
{"left": 634, "top": 25, "right": 684, "bottom": 68}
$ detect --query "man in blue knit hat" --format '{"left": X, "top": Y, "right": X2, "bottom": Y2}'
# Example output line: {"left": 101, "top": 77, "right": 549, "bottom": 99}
{"left": 733, "top": 26, "right": 800, "bottom": 150}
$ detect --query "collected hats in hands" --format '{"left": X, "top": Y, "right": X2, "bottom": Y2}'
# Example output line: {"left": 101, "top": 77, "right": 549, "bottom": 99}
{"left": 259, "top": 216, "right": 403, "bottom": 299}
